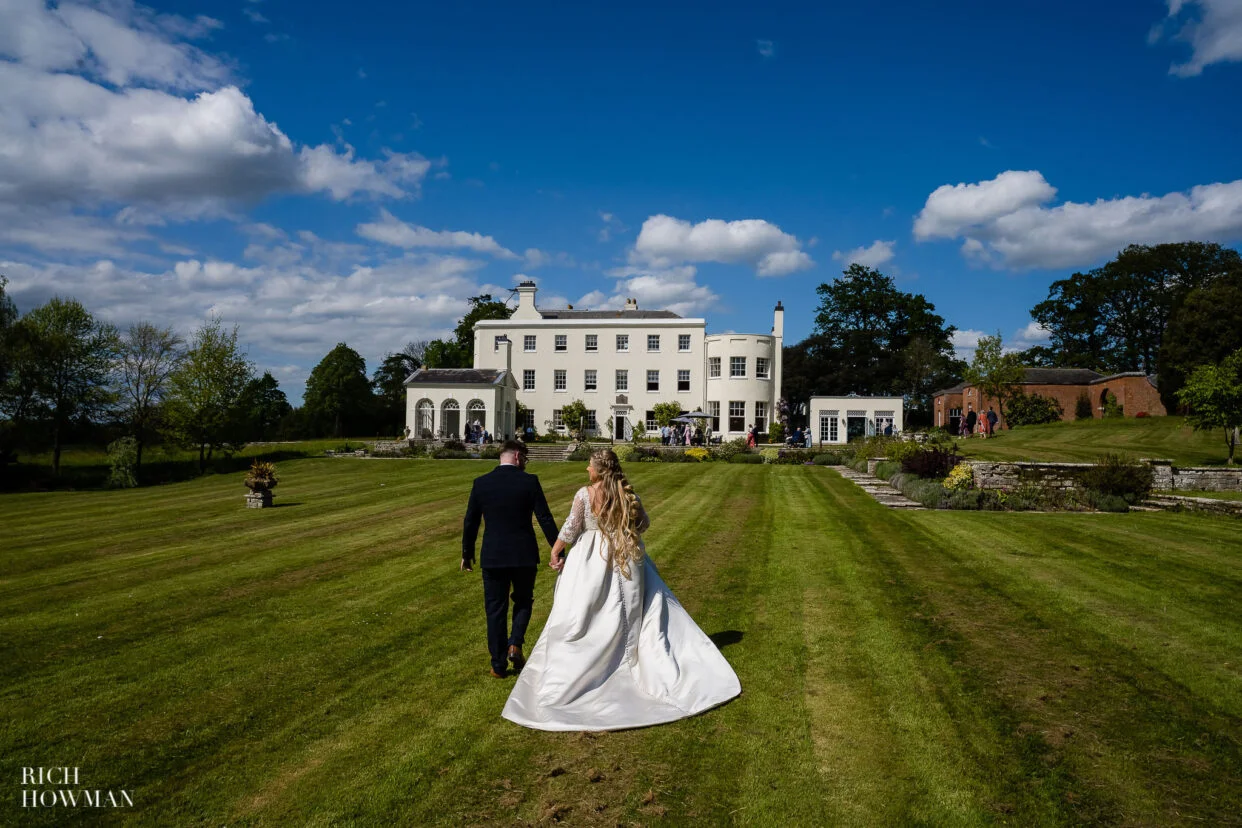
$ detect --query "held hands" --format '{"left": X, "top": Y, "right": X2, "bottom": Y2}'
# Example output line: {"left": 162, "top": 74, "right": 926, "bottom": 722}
{"left": 460, "top": 558, "right": 473, "bottom": 572}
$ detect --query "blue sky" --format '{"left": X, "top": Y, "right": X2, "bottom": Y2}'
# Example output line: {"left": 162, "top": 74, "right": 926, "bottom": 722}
{"left": 2, "top": 0, "right": 1241, "bottom": 402}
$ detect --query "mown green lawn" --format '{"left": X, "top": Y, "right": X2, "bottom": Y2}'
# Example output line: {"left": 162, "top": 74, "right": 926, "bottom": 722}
{"left": 955, "top": 416, "right": 1231, "bottom": 466}
{"left": 2, "top": 459, "right": 1240, "bottom": 825}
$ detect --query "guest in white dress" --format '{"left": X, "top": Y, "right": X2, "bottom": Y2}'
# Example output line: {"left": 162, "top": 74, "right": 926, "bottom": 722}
{"left": 502, "top": 448, "right": 741, "bottom": 731}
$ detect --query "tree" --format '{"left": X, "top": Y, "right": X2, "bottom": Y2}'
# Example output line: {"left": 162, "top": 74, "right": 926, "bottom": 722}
{"left": 786, "top": 265, "right": 961, "bottom": 412}
{"left": 964, "top": 332, "right": 1024, "bottom": 427}
{"left": 303, "top": 343, "right": 372, "bottom": 438}
{"left": 422, "top": 339, "right": 468, "bottom": 369}
{"left": 372, "top": 349, "right": 423, "bottom": 436}
{"left": 238, "top": 372, "right": 292, "bottom": 441}
{"left": 0, "top": 276, "right": 19, "bottom": 467}
{"left": 16, "top": 298, "right": 119, "bottom": 476}
{"left": 1032, "top": 242, "right": 1242, "bottom": 373}
{"left": 1005, "top": 392, "right": 1064, "bottom": 427}
{"left": 1177, "top": 348, "right": 1242, "bottom": 465}
{"left": 1075, "top": 391, "right": 1094, "bottom": 421}
{"left": 116, "top": 322, "right": 183, "bottom": 475}
{"left": 453, "top": 295, "right": 513, "bottom": 364}
{"left": 164, "top": 317, "right": 255, "bottom": 473}
{"left": 652, "top": 401, "right": 683, "bottom": 429}
{"left": 1157, "top": 271, "right": 1242, "bottom": 410}
{"left": 560, "top": 399, "right": 589, "bottom": 440}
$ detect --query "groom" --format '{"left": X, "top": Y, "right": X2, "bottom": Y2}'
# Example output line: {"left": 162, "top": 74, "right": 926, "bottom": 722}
{"left": 461, "top": 440, "right": 559, "bottom": 678}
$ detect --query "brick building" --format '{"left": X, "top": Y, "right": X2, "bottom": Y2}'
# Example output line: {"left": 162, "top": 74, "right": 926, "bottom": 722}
{"left": 932, "top": 368, "right": 1166, "bottom": 432}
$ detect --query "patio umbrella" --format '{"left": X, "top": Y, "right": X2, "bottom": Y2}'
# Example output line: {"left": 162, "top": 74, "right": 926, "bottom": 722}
{"left": 683, "top": 410, "right": 709, "bottom": 418}
{"left": 671, "top": 416, "right": 693, "bottom": 424}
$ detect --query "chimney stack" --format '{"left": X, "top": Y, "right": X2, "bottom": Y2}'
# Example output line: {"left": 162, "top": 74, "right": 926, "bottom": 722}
{"left": 624, "top": 297, "right": 638, "bottom": 311}
{"left": 512, "top": 280, "right": 540, "bottom": 320}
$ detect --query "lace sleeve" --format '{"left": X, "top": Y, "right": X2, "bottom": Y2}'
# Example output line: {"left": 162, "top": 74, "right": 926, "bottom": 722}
{"left": 557, "top": 488, "right": 587, "bottom": 545}
{"left": 634, "top": 493, "right": 650, "bottom": 535}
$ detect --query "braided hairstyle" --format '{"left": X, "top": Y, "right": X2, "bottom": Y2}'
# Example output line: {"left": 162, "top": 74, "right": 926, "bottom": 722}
{"left": 589, "top": 448, "right": 643, "bottom": 578}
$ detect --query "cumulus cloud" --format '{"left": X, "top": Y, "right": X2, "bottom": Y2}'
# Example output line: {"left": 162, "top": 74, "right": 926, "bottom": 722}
{"left": 597, "top": 211, "right": 627, "bottom": 242}
{"left": 589, "top": 265, "right": 720, "bottom": 316}
{"left": 1153, "top": 0, "right": 1242, "bottom": 77}
{"left": 631, "top": 214, "right": 813, "bottom": 277}
{"left": 832, "top": 239, "right": 896, "bottom": 268}
{"left": 0, "top": 250, "right": 498, "bottom": 402}
{"left": 0, "top": 1, "right": 428, "bottom": 224}
{"left": 914, "top": 169, "right": 1242, "bottom": 269}
{"left": 356, "top": 209, "right": 519, "bottom": 259}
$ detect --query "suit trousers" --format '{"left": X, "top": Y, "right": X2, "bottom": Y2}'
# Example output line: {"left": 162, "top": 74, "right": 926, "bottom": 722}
{"left": 481, "top": 566, "right": 537, "bottom": 672}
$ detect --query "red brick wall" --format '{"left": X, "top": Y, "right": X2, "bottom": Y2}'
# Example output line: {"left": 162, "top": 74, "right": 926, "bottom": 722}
{"left": 938, "top": 377, "right": 1166, "bottom": 430}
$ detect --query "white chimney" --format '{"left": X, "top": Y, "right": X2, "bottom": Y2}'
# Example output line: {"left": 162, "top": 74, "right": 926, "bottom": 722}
{"left": 624, "top": 297, "right": 638, "bottom": 311}
{"left": 512, "top": 280, "right": 540, "bottom": 320}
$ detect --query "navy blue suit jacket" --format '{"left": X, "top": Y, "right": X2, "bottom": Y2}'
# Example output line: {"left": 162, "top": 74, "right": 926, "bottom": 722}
{"left": 462, "top": 465, "right": 559, "bottom": 568}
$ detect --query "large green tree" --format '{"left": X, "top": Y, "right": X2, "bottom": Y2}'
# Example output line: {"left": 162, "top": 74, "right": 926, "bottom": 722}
{"left": 303, "top": 343, "right": 373, "bottom": 438}
{"left": 14, "top": 297, "right": 119, "bottom": 476}
{"left": 116, "top": 322, "right": 183, "bottom": 475}
{"left": 964, "top": 332, "right": 1025, "bottom": 427}
{"left": 421, "top": 295, "right": 514, "bottom": 369}
{"left": 1031, "top": 242, "right": 1241, "bottom": 373}
{"left": 164, "top": 317, "right": 255, "bottom": 472}
{"left": 238, "top": 372, "right": 292, "bottom": 442}
{"left": 784, "top": 265, "right": 962, "bottom": 415}
{"left": 0, "top": 277, "right": 18, "bottom": 466}
{"left": 372, "top": 344, "right": 424, "bottom": 437}
{"left": 1157, "top": 271, "right": 1242, "bottom": 411}
{"left": 1177, "top": 348, "right": 1242, "bottom": 465}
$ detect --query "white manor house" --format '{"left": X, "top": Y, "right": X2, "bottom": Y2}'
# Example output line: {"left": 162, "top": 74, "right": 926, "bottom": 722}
{"left": 405, "top": 280, "right": 784, "bottom": 441}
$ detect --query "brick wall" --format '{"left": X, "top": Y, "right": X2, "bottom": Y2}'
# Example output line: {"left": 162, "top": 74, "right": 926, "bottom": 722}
{"left": 933, "top": 376, "right": 1167, "bottom": 430}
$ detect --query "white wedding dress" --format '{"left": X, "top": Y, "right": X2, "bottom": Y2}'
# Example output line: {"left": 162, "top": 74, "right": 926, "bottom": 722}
{"left": 502, "top": 486, "right": 741, "bottom": 731}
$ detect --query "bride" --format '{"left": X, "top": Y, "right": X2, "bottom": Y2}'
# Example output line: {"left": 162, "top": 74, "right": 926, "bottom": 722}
{"left": 502, "top": 448, "right": 741, "bottom": 731}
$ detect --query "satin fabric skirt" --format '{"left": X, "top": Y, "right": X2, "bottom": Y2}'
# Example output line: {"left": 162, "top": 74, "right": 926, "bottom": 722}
{"left": 502, "top": 530, "right": 741, "bottom": 731}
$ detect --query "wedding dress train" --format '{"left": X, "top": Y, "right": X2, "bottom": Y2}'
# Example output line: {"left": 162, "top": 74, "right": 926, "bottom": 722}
{"left": 502, "top": 487, "right": 741, "bottom": 731}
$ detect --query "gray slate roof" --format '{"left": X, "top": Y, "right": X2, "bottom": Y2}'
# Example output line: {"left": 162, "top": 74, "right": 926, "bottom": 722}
{"left": 405, "top": 368, "right": 507, "bottom": 385}
{"left": 1019, "top": 367, "right": 1104, "bottom": 385}
{"left": 538, "top": 309, "right": 682, "bottom": 319}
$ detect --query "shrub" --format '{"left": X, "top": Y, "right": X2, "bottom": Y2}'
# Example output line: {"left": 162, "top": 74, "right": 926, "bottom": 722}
{"left": 613, "top": 444, "right": 635, "bottom": 462}
{"left": 874, "top": 460, "right": 900, "bottom": 479}
{"left": 566, "top": 444, "right": 593, "bottom": 461}
{"left": 1079, "top": 453, "right": 1154, "bottom": 503}
{"left": 443, "top": 440, "right": 466, "bottom": 452}
{"left": 1082, "top": 489, "right": 1131, "bottom": 512}
{"left": 659, "top": 450, "right": 695, "bottom": 463}
{"left": 1102, "top": 392, "right": 1124, "bottom": 418}
{"left": 943, "top": 462, "right": 974, "bottom": 491}
{"left": 244, "top": 460, "right": 278, "bottom": 489}
{"left": 629, "top": 446, "right": 662, "bottom": 462}
{"left": 773, "top": 449, "right": 816, "bottom": 465}
{"left": 713, "top": 437, "right": 749, "bottom": 462}
{"left": 946, "top": 488, "right": 984, "bottom": 510}
{"left": 813, "top": 452, "right": 846, "bottom": 466}
{"left": 768, "top": 422, "right": 785, "bottom": 444}
{"left": 900, "top": 445, "right": 962, "bottom": 479}
{"left": 728, "top": 453, "right": 764, "bottom": 464}
{"left": 479, "top": 445, "right": 501, "bottom": 460}
{"left": 884, "top": 440, "right": 923, "bottom": 464}
{"left": 760, "top": 447, "right": 780, "bottom": 464}
{"left": 849, "top": 457, "right": 869, "bottom": 473}
{"left": 431, "top": 448, "right": 472, "bottom": 459}
{"left": 1006, "top": 392, "right": 1065, "bottom": 427}
{"left": 889, "top": 471, "right": 948, "bottom": 508}
{"left": 1075, "top": 391, "right": 1094, "bottom": 420}
{"left": 107, "top": 437, "right": 139, "bottom": 489}
{"left": 685, "top": 447, "right": 711, "bottom": 462}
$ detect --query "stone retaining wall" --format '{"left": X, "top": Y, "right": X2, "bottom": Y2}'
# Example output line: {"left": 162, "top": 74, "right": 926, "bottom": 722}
{"left": 968, "top": 459, "right": 1242, "bottom": 492}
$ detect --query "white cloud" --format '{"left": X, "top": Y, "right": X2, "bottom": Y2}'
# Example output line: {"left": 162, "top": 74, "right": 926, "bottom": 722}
{"left": 356, "top": 209, "right": 519, "bottom": 259}
{"left": 0, "top": 1, "right": 428, "bottom": 229}
{"left": 0, "top": 0, "right": 229, "bottom": 91}
{"left": 914, "top": 170, "right": 1056, "bottom": 240}
{"left": 242, "top": 7, "right": 268, "bottom": 24}
{"left": 597, "top": 265, "right": 720, "bottom": 316}
{"left": 0, "top": 251, "right": 496, "bottom": 402}
{"left": 832, "top": 239, "right": 896, "bottom": 268}
{"left": 915, "top": 170, "right": 1242, "bottom": 269}
{"left": 631, "top": 214, "right": 814, "bottom": 277}
{"left": 1153, "top": 0, "right": 1242, "bottom": 77}
{"left": 523, "top": 248, "right": 575, "bottom": 269}
{"left": 757, "top": 39, "right": 774, "bottom": 58}
{"left": 597, "top": 211, "right": 627, "bottom": 242}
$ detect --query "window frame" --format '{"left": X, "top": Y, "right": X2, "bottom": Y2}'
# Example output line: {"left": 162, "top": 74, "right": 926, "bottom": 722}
{"left": 730, "top": 356, "right": 747, "bottom": 378}
{"left": 616, "top": 334, "right": 629, "bottom": 352}
{"left": 554, "top": 334, "right": 567, "bottom": 352}
{"left": 678, "top": 334, "right": 691, "bottom": 352}
{"left": 708, "top": 357, "right": 721, "bottom": 378}
{"left": 615, "top": 369, "right": 628, "bottom": 391}
{"left": 554, "top": 369, "right": 567, "bottom": 392}
{"left": 728, "top": 400, "right": 745, "bottom": 432}
{"left": 677, "top": 369, "right": 691, "bottom": 392}
{"left": 756, "top": 357, "right": 770, "bottom": 379}
{"left": 647, "top": 334, "right": 660, "bottom": 352}
{"left": 522, "top": 369, "right": 535, "bottom": 391}
{"left": 523, "top": 334, "right": 536, "bottom": 353}
{"left": 585, "top": 334, "right": 598, "bottom": 352}
{"left": 646, "top": 369, "right": 659, "bottom": 392}
{"left": 584, "top": 369, "right": 597, "bottom": 391}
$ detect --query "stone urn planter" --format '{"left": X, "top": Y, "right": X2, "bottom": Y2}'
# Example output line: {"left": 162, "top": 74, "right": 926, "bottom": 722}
{"left": 244, "top": 461, "right": 278, "bottom": 508}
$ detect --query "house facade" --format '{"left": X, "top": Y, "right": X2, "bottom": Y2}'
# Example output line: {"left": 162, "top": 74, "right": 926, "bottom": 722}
{"left": 809, "top": 395, "right": 905, "bottom": 445}
{"left": 404, "top": 338, "right": 520, "bottom": 439}
{"left": 932, "top": 368, "right": 1167, "bottom": 431}
{"left": 463, "top": 281, "right": 784, "bottom": 439}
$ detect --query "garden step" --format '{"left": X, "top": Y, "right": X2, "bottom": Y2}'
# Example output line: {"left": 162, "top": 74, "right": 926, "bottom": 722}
{"left": 833, "top": 467, "right": 925, "bottom": 510}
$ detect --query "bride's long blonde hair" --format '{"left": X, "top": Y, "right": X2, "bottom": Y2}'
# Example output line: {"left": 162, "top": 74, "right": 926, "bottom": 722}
{"left": 590, "top": 448, "right": 643, "bottom": 578}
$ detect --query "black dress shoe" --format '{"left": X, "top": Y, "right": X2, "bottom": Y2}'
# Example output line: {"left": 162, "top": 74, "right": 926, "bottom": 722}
{"left": 490, "top": 667, "right": 507, "bottom": 678}
{"left": 507, "top": 645, "right": 526, "bottom": 673}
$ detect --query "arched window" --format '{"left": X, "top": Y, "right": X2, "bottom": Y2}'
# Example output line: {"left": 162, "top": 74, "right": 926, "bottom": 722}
{"left": 441, "top": 399, "right": 461, "bottom": 439}
{"left": 415, "top": 399, "right": 434, "bottom": 439}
